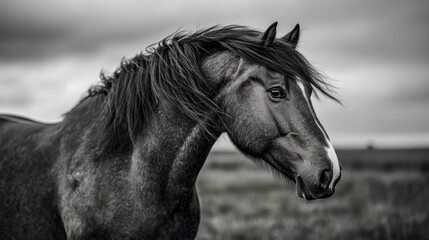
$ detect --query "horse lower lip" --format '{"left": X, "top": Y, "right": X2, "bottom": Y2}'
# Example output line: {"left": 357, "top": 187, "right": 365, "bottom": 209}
{"left": 296, "top": 176, "right": 314, "bottom": 200}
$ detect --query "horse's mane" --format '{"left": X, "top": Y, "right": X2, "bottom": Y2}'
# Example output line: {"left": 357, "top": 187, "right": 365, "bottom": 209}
{"left": 75, "top": 25, "right": 338, "bottom": 154}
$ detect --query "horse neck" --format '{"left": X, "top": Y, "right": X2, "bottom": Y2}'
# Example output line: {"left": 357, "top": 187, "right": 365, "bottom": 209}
{"left": 129, "top": 102, "right": 221, "bottom": 199}
{"left": 126, "top": 51, "right": 239, "bottom": 200}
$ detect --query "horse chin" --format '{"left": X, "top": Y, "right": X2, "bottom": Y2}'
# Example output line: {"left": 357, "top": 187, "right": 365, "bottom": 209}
{"left": 296, "top": 176, "right": 315, "bottom": 201}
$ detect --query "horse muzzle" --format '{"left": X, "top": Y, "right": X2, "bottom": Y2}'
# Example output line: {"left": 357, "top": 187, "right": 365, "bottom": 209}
{"left": 295, "top": 168, "right": 341, "bottom": 200}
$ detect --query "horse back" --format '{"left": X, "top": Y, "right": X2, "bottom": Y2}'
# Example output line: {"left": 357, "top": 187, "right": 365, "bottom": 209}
{"left": 0, "top": 114, "right": 66, "bottom": 239}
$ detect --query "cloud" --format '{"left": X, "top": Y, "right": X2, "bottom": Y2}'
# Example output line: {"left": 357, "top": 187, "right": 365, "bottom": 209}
{"left": 1, "top": 0, "right": 428, "bottom": 65}
{"left": 0, "top": 0, "right": 272, "bottom": 61}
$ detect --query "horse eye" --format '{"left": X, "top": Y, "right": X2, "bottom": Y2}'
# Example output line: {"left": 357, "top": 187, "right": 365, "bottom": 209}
{"left": 268, "top": 87, "right": 286, "bottom": 101}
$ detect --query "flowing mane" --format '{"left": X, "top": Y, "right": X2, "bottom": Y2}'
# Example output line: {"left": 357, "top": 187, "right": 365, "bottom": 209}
{"left": 78, "top": 25, "right": 338, "bottom": 153}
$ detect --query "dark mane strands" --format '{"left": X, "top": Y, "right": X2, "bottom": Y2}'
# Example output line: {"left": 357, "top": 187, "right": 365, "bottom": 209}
{"left": 84, "top": 25, "right": 338, "bottom": 154}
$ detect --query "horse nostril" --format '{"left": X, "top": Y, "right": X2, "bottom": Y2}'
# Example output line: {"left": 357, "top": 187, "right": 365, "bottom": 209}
{"left": 319, "top": 169, "right": 332, "bottom": 191}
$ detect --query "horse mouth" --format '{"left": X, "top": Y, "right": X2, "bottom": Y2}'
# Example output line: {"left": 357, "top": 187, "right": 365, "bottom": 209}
{"left": 296, "top": 176, "right": 314, "bottom": 200}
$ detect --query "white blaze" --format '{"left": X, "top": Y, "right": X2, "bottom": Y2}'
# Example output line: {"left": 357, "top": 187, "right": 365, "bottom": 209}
{"left": 297, "top": 81, "right": 340, "bottom": 189}
{"left": 326, "top": 141, "right": 340, "bottom": 189}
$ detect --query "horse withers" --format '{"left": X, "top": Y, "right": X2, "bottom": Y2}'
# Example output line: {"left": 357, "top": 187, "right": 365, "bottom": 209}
{"left": 0, "top": 22, "right": 341, "bottom": 239}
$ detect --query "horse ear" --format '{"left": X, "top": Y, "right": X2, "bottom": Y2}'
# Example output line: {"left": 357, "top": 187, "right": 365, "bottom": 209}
{"left": 259, "top": 22, "right": 278, "bottom": 47}
{"left": 282, "top": 24, "right": 300, "bottom": 49}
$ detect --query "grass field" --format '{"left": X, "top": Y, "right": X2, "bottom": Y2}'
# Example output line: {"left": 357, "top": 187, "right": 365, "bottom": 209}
{"left": 195, "top": 149, "right": 429, "bottom": 240}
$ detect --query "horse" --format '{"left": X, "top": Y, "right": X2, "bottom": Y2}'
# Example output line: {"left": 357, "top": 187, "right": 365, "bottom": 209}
{"left": 0, "top": 22, "right": 341, "bottom": 239}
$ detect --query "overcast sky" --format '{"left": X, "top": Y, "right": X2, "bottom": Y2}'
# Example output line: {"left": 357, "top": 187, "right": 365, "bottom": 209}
{"left": 0, "top": 0, "right": 428, "bottom": 148}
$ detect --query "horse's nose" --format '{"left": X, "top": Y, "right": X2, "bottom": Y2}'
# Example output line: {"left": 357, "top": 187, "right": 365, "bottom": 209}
{"left": 318, "top": 169, "right": 332, "bottom": 191}
{"left": 296, "top": 165, "right": 340, "bottom": 200}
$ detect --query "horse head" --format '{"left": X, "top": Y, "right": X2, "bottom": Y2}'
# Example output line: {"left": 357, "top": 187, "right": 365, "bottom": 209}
{"left": 205, "top": 23, "right": 341, "bottom": 200}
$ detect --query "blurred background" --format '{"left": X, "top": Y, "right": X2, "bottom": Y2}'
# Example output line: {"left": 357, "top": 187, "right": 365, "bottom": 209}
{"left": 1, "top": 0, "right": 428, "bottom": 239}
